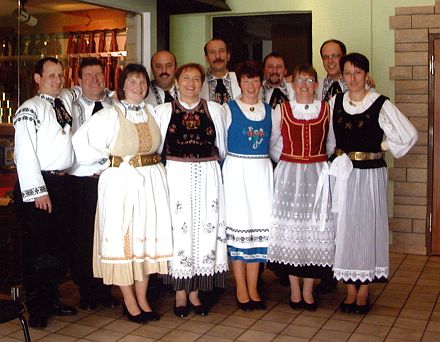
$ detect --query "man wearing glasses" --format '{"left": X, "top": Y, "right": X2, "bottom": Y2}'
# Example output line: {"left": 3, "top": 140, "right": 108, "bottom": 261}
{"left": 61, "top": 58, "right": 120, "bottom": 311}
{"left": 317, "top": 39, "right": 347, "bottom": 102}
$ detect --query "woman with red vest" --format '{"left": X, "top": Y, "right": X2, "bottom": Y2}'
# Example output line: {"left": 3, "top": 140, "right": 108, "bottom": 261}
{"left": 267, "top": 64, "right": 335, "bottom": 311}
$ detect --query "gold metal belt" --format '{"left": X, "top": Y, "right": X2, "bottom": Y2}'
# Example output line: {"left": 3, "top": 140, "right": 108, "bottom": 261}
{"left": 110, "top": 154, "right": 161, "bottom": 167}
{"left": 335, "top": 148, "right": 384, "bottom": 161}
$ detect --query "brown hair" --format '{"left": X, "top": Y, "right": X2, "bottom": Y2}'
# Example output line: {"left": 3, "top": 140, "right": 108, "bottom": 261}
{"left": 175, "top": 63, "right": 206, "bottom": 84}
{"left": 293, "top": 64, "right": 318, "bottom": 82}
{"left": 116, "top": 63, "right": 150, "bottom": 101}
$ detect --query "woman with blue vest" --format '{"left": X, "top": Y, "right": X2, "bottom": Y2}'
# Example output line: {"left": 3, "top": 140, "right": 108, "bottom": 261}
{"left": 223, "top": 60, "right": 273, "bottom": 311}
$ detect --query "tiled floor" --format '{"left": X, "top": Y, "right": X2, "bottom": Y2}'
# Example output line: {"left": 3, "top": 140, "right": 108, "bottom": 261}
{"left": 1, "top": 253, "right": 440, "bottom": 341}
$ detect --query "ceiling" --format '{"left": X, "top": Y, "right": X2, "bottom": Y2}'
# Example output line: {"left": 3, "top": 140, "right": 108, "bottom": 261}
{"left": 1, "top": 0, "right": 230, "bottom": 18}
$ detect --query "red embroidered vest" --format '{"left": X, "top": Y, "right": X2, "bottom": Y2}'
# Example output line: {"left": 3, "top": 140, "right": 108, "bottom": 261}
{"left": 279, "top": 101, "right": 329, "bottom": 164}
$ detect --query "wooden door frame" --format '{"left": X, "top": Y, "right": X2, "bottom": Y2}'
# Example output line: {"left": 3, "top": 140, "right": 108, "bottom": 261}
{"left": 428, "top": 33, "right": 440, "bottom": 255}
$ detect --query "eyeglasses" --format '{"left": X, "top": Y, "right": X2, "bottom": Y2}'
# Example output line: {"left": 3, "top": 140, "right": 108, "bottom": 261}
{"left": 294, "top": 78, "right": 315, "bottom": 85}
{"left": 322, "top": 53, "right": 342, "bottom": 61}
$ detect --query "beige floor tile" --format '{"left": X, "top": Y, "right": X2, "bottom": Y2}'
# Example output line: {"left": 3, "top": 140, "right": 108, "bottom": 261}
{"left": 0, "top": 322, "right": 21, "bottom": 336}
{"left": 282, "top": 324, "right": 319, "bottom": 338}
{"left": 274, "top": 335, "right": 309, "bottom": 342}
{"left": 209, "top": 304, "right": 238, "bottom": 315}
{"left": 422, "top": 331, "right": 440, "bottom": 342}
{"left": 37, "top": 333, "right": 79, "bottom": 341}
{"left": 237, "top": 329, "right": 277, "bottom": 341}
{"left": 131, "top": 323, "right": 172, "bottom": 339}
{"left": 329, "top": 311, "right": 364, "bottom": 323}
{"left": 393, "top": 317, "right": 428, "bottom": 330}
{"left": 301, "top": 307, "right": 335, "bottom": 319}
{"left": 83, "top": 328, "right": 125, "bottom": 342}
{"left": 177, "top": 320, "right": 215, "bottom": 334}
{"left": 0, "top": 337, "right": 23, "bottom": 342}
{"left": 368, "top": 305, "right": 400, "bottom": 317}
{"left": 151, "top": 315, "right": 185, "bottom": 329}
{"left": 348, "top": 334, "right": 385, "bottom": 342}
{"left": 76, "top": 314, "right": 115, "bottom": 328}
{"left": 404, "top": 301, "right": 435, "bottom": 311}
{"left": 361, "top": 314, "right": 396, "bottom": 327}
{"left": 293, "top": 315, "right": 327, "bottom": 328}
{"left": 426, "top": 320, "right": 440, "bottom": 332}
{"left": 160, "top": 329, "right": 202, "bottom": 342}
{"left": 197, "top": 335, "right": 234, "bottom": 342}
{"left": 355, "top": 323, "right": 390, "bottom": 337}
{"left": 190, "top": 312, "right": 227, "bottom": 324}
{"left": 104, "top": 319, "right": 144, "bottom": 333}
{"left": 250, "top": 319, "right": 287, "bottom": 334}
{"left": 232, "top": 308, "right": 268, "bottom": 319}
{"left": 322, "top": 319, "right": 358, "bottom": 333}
{"left": 9, "top": 327, "right": 50, "bottom": 341}
{"left": 117, "top": 335, "right": 155, "bottom": 342}
{"left": 312, "top": 328, "right": 351, "bottom": 341}
{"left": 56, "top": 323, "right": 98, "bottom": 338}
{"left": 398, "top": 308, "right": 432, "bottom": 320}
{"left": 270, "top": 302, "right": 296, "bottom": 313}
{"left": 221, "top": 315, "right": 256, "bottom": 329}
{"left": 205, "top": 324, "right": 246, "bottom": 339}
{"left": 260, "top": 309, "right": 296, "bottom": 324}
{"left": 387, "top": 327, "right": 424, "bottom": 341}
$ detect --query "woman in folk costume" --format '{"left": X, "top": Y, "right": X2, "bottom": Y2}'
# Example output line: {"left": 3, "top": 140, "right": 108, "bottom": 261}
{"left": 72, "top": 64, "right": 173, "bottom": 324}
{"left": 154, "top": 63, "right": 228, "bottom": 318}
{"left": 268, "top": 64, "right": 335, "bottom": 312}
{"left": 222, "top": 60, "right": 273, "bottom": 311}
{"left": 328, "top": 53, "right": 418, "bottom": 314}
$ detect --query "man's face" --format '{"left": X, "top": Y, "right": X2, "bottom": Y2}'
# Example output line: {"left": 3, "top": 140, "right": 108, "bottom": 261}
{"left": 205, "top": 40, "right": 230, "bottom": 75}
{"left": 34, "top": 61, "right": 64, "bottom": 98}
{"left": 78, "top": 65, "right": 105, "bottom": 100}
{"left": 264, "top": 56, "right": 287, "bottom": 87}
{"left": 151, "top": 51, "right": 176, "bottom": 90}
{"left": 321, "top": 42, "right": 343, "bottom": 80}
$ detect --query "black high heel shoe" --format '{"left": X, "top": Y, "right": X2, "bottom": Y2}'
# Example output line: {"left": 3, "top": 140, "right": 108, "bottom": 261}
{"left": 354, "top": 298, "right": 370, "bottom": 314}
{"left": 142, "top": 310, "right": 160, "bottom": 321}
{"left": 250, "top": 299, "right": 266, "bottom": 310}
{"left": 339, "top": 299, "right": 356, "bottom": 313}
{"left": 174, "top": 302, "right": 189, "bottom": 318}
{"left": 289, "top": 299, "right": 303, "bottom": 310}
{"left": 188, "top": 301, "right": 209, "bottom": 316}
{"left": 122, "top": 303, "right": 148, "bottom": 324}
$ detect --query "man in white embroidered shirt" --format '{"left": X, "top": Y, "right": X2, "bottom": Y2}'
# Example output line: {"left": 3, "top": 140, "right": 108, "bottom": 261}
{"left": 200, "top": 38, "right": 241, "bottom": 104}
{"left": 13, "top": 57, "right": 77, "bottom": 329}
{"left": 60, "top": 58, "right": 120, "bottom": 312}
{"left": 146, "top": 50, "right": 178, "bottom": 106}
{"left": 261, "top": 52, "right": 295, "bottom": 108}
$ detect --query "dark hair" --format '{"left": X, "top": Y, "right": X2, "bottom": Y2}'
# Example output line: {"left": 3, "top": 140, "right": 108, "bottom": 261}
{"left": 78, "top": 58, "right": 104, "bottom": 79}
{"left": 150, "top": 50, "right": 178, "bottom": 69}
{"left": 262, "top": 52, "right": 287, "bottom": 70}
{"left": 34, "top": 57, "right": 63, "bottom": 76}
{"left": 320, "top": 39, "right": 347, "bottom": 57}
{"left": 339, "top": 52, "right": 370, "bottom": 74}
{"left": 293, "top": 64, "right": 318, "bottom": 82}
{"left": 203, "top": 38, "right": 229, "bottom": 56}
{"left": 175, "top": 63, "right": 206, "bottom": 84}
{"left": 236, "top": 60, "right": 263, "bottom": 83}
{"left": 116, "top": 63, "right": 150, "bottom": 101}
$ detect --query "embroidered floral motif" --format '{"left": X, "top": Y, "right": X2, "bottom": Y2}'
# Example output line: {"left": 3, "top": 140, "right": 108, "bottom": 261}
{"left": 243, "top": 127, "right": 265, "bottom": 149}
{"left": 181, "top": 222, "right": 188, "bottom": 234}
{"left": 211, "top": 199, "right": 219, "bottom": 213}
{"left": 177, "top": 250, "right": 193, "bottom": 267}
{"left": 182, "top": 112, "right": 200, "bottom": 130}
{"left": 205, "top": 223, "right": 215, "bottom": 234}
{"left": 175, "top": 201, "right": 182, "bottom": 214}
{"left": 202, "top": 250, "right": 216, "bottom": 264}
{"left": 22, "top": 185, "right": 47, "bottom": 200}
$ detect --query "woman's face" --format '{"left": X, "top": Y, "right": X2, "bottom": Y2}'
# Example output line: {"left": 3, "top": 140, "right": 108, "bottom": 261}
{"left": 240, "top": 75, "right": 261, "bottom": 103}
{"left": 293, "top": 72, "right": 317, "bottom": 102}
{"left": 123, "top": 72, "right": 148, "bottom": 104}
{"left": 343, "top": 62, "right": 367, "bottom": 94}
{"left": 177, "top": 67, "right": 202, "bottom": 101}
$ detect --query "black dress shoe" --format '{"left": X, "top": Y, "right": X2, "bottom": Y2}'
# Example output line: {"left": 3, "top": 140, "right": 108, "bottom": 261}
{"left": 122, "top": 304, "right": 149, "bottom": 324}
{"left": 143, "top": 310, "right": 160, "bottom": 321}
{"left": 98, "top": 295, "right": 121, "bottom": 308}
{"left": 250, "top": 300, "right": 266, "bottom": 310}
{"left": 174, "top": 302, "right": 189, "bottom": 318}
{"left": 289, "top": 299, "right": 303, "bottom": 310}
{"left": 51, "top": 303, "right": 77, "bottom": 316}
{"left": 236, "top": 298, "right": 252, "bottom": 311}
{"left": 354, "top": 298, "right": 370, "bottom": 314}
{"left": 188, "top": 301, "right": 209, "bottom": 316}
{"left": 303, "top": 300, "right": 318, "bottom": 311}
{"left": 339, "top": 300, "right": 356, "bottom": 313}
{"left": 29, "top": 313, "right": 48, "bottom": 329}
{"left": 79, "top": 298, "right": 98, "bottom": 311}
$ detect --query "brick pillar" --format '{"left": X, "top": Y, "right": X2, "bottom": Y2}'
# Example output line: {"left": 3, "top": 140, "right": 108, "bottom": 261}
{"left": 388, "top": 4, "right": 435, "bottom": 254}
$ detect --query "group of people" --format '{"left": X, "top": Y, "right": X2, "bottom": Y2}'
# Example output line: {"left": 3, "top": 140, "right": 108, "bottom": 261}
{"left": 13, "top": 37, "right": 418, "bottom": 329}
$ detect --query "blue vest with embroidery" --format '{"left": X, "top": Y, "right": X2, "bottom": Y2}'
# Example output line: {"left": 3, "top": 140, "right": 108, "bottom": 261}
{"left": 227, "top": 100, "right": 272, "bottom": 155}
